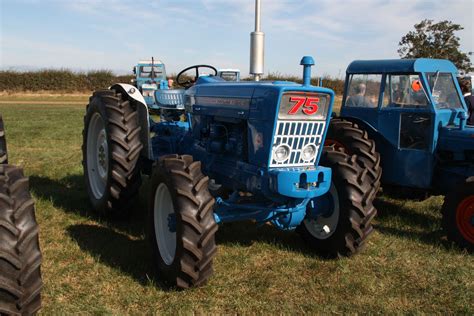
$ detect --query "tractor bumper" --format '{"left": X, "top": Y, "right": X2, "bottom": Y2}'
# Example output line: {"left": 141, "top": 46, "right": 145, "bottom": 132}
{"left": 268, "top": 166, "right": 332, "bottom": 199}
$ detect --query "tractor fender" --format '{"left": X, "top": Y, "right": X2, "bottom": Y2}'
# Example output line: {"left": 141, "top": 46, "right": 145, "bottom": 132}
{"left": 111, "top": 83, "right": 153, "bottom": 160}
{"left": 111, "top": 83, "right": 147, "bottom": 106}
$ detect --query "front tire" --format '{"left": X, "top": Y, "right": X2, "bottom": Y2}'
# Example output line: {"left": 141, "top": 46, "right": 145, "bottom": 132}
{"left": 442, "top": 178, "right": 474, "bottom": 250}
{"left": 82, "top": 90, "right": 143, "bottom": 216}
{"left": 148, "top": 155, "right": 218, "bottom": 288}
{"left": 299, "top": 148, "right": 377, "bottom": 257}
{"left": 0, "top": 165, "right": 42, "bottom": 315}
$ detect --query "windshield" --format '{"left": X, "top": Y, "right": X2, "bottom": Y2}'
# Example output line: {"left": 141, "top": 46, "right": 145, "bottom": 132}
{"left": 139, "top": 65, "right": 165, "bottom": 79}
{"left": 426, "top": 73, "right": 463, "bottom": 109}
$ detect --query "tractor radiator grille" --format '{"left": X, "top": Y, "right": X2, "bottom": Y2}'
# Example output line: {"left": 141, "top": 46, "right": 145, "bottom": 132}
{"left": 269, "top": 120, "right": 326, "bottom": 167}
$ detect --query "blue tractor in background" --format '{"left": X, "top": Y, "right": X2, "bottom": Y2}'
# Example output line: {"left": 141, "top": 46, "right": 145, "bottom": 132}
{"left": 325, "top": 58, "right": 474, "bottom": 250}
{"left": 217, "top": 68, "right": 241, "bottom": 81}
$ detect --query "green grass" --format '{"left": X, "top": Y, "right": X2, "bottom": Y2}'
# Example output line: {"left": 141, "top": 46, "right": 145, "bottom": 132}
{"left": 0, "top": 97, "right": 472, "bottom": 314}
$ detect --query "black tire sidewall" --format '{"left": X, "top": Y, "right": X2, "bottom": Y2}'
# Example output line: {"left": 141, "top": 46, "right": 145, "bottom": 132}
{"left": 147, "top": 166, "right": 184, "bottom": 284}
{"left": 301, "top": 170, "right": 356, "bottom": 255}
{"left": 83, "top": 97, "right": 113, "bottom": 213}
{"left": 442, "top": 180, "right": 474, "bottom": 249}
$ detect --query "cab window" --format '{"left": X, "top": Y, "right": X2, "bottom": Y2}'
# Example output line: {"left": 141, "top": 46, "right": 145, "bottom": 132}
{"left": 382, "top": 74, "right": 428, "bottom": 108}
{"left": 426, "top": 73, "right": 463, "bottom": 109}
{"left": 220, "top": 72, "right": 239, "bottom": 81}
{"left": 139, "top": 66, "right": 164, "bottom": 79}
{"left": 346, "top": 74, "right": 381, "bottom": 108}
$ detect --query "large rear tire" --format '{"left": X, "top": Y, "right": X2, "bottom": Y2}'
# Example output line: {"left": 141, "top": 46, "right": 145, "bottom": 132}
{"left": 325, "top": 118, "right": 382, "bottom": 194}
{"left": 0, "top": 165, "right": 42, "bottom": 315}
{"left": 82, "top": 90, "right": 143, "bottom": 216}
{"left": 441, "top": 178, "right": 474, "bottom": 250}
{"left": 148, "top": 155, "right": 218, "bottom": 288}
{"left": 0, "top": 116, "right": 8, "bottom": 164}
{"left": 298, "top": 147, "right": 377, "bottom": 257}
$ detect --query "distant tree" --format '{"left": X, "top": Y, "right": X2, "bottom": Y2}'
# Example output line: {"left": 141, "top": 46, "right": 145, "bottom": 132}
{"left": 398, "top": 19, "right": 472, "bottom": 73}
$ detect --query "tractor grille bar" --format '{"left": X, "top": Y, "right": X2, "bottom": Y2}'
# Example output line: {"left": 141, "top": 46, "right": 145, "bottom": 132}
{"left": 269, "top": 120, "right": 326, "bottom": 167}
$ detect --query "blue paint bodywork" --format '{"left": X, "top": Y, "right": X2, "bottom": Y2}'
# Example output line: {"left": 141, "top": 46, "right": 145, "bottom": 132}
{"left": 339, "top": 58, "right": 473, "bottom": 192}
{"left": 143, "top": 57, "right": 336, "bottom": 229}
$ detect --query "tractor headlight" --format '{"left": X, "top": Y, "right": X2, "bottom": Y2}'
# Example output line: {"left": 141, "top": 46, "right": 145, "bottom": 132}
{"left": 273, "top": 144, "right": 290, "bottom": 162}
{"left": 302, "top": 144, "right": 316, "bottom": 161}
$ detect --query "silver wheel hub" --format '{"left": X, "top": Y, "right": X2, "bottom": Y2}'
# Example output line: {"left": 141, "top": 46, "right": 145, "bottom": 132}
{"left": 86, "top": 113, "right": 109, "bottom": 199}
{"left": 303, "top": 183, "right": 340, "bottom": 239}
{"left": 154, "top": 183, "right": 177, "bottom": 266}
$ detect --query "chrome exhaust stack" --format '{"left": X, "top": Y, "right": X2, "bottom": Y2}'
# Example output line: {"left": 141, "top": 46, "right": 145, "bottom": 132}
{"left": 250, "top": 0, "right": 264, "bottom": 81}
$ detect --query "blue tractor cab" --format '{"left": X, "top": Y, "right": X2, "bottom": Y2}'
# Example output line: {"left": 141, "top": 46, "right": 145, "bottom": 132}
{"left": 133, "top": 59, "right": 170, "bottom": 108}
{"left": 328, "top": 58, "right": 474, "bottom": 249}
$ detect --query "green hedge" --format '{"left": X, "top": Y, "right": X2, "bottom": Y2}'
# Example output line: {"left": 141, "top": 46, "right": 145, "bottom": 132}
{"left": 0, "top": 69, "right": 344, "bottom": 94}
{"left": 0, "top": 69, "right": 134, "bottom": 92}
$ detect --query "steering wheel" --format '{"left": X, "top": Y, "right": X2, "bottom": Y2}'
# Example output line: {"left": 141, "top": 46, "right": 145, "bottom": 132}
{"left": 176, "top": 65, "right": 217, "bottom": 88}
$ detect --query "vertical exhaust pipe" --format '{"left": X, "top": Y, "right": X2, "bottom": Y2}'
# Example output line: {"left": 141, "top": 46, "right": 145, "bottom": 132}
{"left": 250, "top": 0, "right": 264, "bottom": 81}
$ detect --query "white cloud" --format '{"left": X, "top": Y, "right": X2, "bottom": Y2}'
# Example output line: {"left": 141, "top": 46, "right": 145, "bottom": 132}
{"left": 2, "top": 0, "right": 472, "bottom": 76}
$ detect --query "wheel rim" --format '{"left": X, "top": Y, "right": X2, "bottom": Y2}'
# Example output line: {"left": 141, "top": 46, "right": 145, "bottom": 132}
{"left": 154, "top": 183, "right": 177, "bottom": 265}
{"left": 86, "top": 113, "right": 108, "bottom": 199}
{"left": 456, "top": 196, "right": 474, "bottom": 244}
{"left": 303, "top": 183, "right": 340, "bottom": 239}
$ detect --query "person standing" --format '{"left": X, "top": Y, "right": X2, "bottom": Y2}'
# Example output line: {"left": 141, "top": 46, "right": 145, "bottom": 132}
{"left": 459, "top": 78, "right": 474, "bottom": 125}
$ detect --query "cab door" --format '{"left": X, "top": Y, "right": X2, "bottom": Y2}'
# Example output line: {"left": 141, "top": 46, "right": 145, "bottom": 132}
{"left": 377, "top": 74, "right": 435, "bottom": 188}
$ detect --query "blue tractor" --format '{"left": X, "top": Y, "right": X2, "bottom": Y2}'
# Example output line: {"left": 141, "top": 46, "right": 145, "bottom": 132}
{"left": 81, "top": 2, "right": 377, "bottom": 288}
{"left": 325, "top": 58, "right": 474, "bottom": 250}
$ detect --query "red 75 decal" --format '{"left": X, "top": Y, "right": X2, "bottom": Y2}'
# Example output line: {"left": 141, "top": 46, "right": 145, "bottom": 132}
{"left": 288, "top": 96, "right": 319, "bottom": 115}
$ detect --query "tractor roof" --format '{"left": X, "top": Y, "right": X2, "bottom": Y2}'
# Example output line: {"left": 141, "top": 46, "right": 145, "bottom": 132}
{"left": 218, "top": 69, "right": 241, "bottom": 72}
{"left": 346, "top": 58, "right": 458, "bottom": 75}
{"left": 138, "top": 60, "right": 164, "bottom": 65}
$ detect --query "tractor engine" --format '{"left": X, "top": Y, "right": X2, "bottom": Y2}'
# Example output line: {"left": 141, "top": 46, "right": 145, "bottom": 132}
{"left": 182, "top": 62, "right": 335, "bottom": 201}
{"left": 199, "top": 117, "right": 247, "bottom": 158}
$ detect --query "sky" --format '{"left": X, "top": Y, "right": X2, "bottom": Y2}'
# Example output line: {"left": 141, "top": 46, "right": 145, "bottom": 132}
{"left": 0, "top": 0, "right": 473, "bottom": 78}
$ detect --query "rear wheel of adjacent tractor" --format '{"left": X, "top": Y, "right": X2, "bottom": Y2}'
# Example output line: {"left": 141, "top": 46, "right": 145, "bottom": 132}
{"left": 148, "top": 155, "right": 218, "bottom": 288}
{"left": 298, "top": 147, "right": 377, "bottom": 257}
{"left": 0, "top": 165, "right": 42, "bottom": 315}
{"left": 82, "top": 89, "right": 143, "bottom": 216}
{"left": 441, "top": 178, "right": 474, "bottom": 250}
{"left": 0, "top": 116, "right": 8, "bottom": 164}
{"left": 325, "top": 118, "right": 382, "bottom": 193}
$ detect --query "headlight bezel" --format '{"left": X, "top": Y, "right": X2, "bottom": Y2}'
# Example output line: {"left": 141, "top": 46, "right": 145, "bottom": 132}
{"left": 301, "top": 144, "right": 317, "bottom": 162}
{"left": 273, "top": 144, "right": 291, "bottom": 162}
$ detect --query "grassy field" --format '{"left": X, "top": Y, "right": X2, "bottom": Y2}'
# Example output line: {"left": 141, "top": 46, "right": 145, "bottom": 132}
{"left": 0, "top": 95, "right": 472, "bottom": 314}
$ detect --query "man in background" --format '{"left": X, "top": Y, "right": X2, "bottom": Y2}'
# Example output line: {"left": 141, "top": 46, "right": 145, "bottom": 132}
{"left": 347, "top": 83, "right": 375, "bottom": 107}
{"left": 459, "top": 78, "right": 474, "bottom": 125}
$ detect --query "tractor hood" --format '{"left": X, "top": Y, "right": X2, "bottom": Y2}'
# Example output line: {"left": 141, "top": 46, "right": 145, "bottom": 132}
{"left": 438, "top": 125, "right": 474, "bottom": 153}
